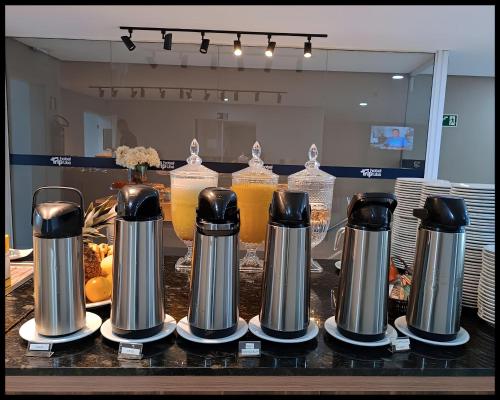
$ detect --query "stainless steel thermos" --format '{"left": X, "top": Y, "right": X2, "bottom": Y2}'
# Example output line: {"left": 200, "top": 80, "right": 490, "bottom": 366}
{"left": 188, "top": 187, "right": 240, "bottom": 338}
{"left": 260, "top": 190, "right": 311, "bottom": 339}
{"left": 111, "top": 184, "right": 165, "bottom": 338}
{"left": 32, "top": 186, "right": 86, "bottom": 336}
{"left": 335, "top": 192, "right": 397, "bottom": 341}
{"left": 406, "top": 195, "right": 469, "bottom": 341}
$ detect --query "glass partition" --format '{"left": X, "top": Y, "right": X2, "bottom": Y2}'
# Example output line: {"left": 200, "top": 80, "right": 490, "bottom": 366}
{"left": 6, "top": 37, "right": 435, "bottom": 249}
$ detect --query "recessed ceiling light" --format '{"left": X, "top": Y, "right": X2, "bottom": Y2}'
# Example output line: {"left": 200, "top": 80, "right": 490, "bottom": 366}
{"left": 359, "top": 102, "right": 368, "bottom": 107}
{"left": 392, "top": 75, "right": 404, "bottom": 80}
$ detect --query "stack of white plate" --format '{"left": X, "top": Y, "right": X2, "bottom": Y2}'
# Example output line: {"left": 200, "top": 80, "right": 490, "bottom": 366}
{"left": 477, "top": 245, "right": 495, "bottom": 325}
{"left": 391, "top": 178, "right": 426, "bottom": 269}
{"left": 450, "top": 183, "right": 495, "bottom": 307}
{"left": 418, "top": 180, "right": 451, "bottom": 207}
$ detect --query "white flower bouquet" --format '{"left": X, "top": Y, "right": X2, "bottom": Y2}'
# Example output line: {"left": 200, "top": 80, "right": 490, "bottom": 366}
{"left": 115, "top": 146, "right": 161, "bottom": 169}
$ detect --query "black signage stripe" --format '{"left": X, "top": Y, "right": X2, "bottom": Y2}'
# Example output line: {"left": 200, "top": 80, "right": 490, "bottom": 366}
{"left": 9, "top": 154, "right": 425, "bottom": 180}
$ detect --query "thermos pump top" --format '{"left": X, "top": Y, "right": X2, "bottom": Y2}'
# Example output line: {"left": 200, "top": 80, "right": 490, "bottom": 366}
{"left": 32, "top": 186, "right": 86, "bottom": 337}
{"left": 407, "top": 195, "right": 469, "bottom": 342}
{"left": 188, "top": 187, "right": 240, "bottom": 338}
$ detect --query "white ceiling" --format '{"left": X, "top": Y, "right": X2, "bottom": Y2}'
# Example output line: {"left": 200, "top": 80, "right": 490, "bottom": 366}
{"left": 14, "top": 37, "right": 434, "bottom": 74}
{"left": 5, "top": 5, "right": 495, "bottom": 77}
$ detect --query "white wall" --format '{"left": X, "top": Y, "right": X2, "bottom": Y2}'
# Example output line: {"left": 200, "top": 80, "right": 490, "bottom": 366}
{"left": 438, "top": 76, "right": 495, "bottom": 184}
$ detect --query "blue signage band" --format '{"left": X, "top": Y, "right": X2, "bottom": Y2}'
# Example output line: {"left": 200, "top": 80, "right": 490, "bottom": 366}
{"left": 9, "top": 154, "right": 425, "bottom": 180}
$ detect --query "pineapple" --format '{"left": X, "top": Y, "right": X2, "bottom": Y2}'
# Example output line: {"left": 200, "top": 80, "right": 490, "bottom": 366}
{"left": 82, "top": 196, "right": 116, "bottom": 282}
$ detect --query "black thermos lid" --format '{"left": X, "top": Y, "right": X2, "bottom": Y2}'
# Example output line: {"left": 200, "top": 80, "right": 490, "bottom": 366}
{"left": 116, "top": 184, "right": 162, "bottom": 221}
{"left": 269, "top": 190, "right": 311, "bottom": 228}
{"left": 32, "top": 186, "right": 84, "bottom": 239}
{"left": 196, "top": 187, "right": 239, "bottom": 224}
{"left": 413, "top": 195, "right": 469, "bottom": 232}
{"left": 347, "top": 192, "right": 398, "bottom": 231}
{"left": 32, "top": 202, "right": 84, "bottom": 239}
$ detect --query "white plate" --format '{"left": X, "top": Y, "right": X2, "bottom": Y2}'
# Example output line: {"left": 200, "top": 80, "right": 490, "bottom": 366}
{"left": 324, "top": 316, "right": 397, "bottom": 347}
{"left": 101, "top": 314, "right": 176, "bottom": 343}
{"left": 452, "top": 183, "right": 495, "bottom": 190}
{"left": 9, "top": 248, "right": 33, "bottom": 260}
{"left": 394, "top": 316, "right": 469, "bottom": 347}
{"left": 86, "top": 299, "right": 111, "bottom": 309}
{"left": 335, "top": 261, "right": 341, "bottom": 270}
{"left": 483, "top": 244, "right": 495, "bottom": 253}
{"left": 248, "top": 315, "right": 318, "bottom": 343}
{"left": 19, "top": 312, "right": 102, "bottom": 344}
{"left": 176, "top": 316, "right": 248, "bottom": 344}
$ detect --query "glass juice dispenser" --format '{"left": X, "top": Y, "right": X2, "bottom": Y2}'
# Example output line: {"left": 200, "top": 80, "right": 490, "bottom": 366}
{"left": 288, "top": 144, "right": 336, "bottom": 273}
{"left": 170, "top": 139, "right": 218, "bottom": 271}
{"left": 232, "top": 141, "right": 278, "bottom": 272}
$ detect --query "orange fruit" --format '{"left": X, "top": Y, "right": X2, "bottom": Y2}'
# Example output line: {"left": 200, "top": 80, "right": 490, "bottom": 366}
{"left": 85, "top": 276, "right": 112, "bottom": 303}
{"left": 105, "top": 274, "right": 113, "bottom": 290}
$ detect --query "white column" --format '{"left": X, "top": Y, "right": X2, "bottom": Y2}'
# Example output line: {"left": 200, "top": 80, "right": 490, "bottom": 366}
{"left": 424, "top": 50, "right": 449, "bottom": 179}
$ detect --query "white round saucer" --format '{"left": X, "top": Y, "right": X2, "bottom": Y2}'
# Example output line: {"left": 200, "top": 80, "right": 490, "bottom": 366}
{"left": 100, "top": 314, "right": 176, "bottom": 344}
{"left": 324, "top": 316, "right": 396, "bottom": 347}
{"left": 86, "top": 298, "right": 111, "bottom": 309}
{"left": 19, "top": 312, "right": 102, "bottom": 344}
{"left": 394, "top": 316, "right": 470, "bottom": 347}
{"left": 248, "top": 315, "right": 319, "bottom": 343}
{"left": 176, "top": 316, "right": 248, "bottom": 344}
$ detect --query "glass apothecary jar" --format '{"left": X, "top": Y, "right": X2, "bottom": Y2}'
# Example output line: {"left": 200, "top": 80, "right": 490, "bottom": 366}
{"left": 170, "top": 138, "right": 218, "bottom": 271}
{"left": 288, "top": 144, "right": 336, "bottom": 273}
{"left": 232, "top": 141, "right": 278, "bottom": 272}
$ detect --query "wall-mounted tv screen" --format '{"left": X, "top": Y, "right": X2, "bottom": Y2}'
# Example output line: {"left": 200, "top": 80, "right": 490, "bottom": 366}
{"left": 370, "top": 126, "right": 414, "bottom": 151}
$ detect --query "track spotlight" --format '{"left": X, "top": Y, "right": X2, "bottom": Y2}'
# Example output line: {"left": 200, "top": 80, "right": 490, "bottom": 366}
{"left": 98, "top": 88, "right": 104, "bottom": 98}
{"left": 200, "top": 32, "right": 210, "bottom": 54}
{"left": 111, "top": 88, "right": 118, "bottom": 98}
{"left": 140, "top": 88, "right": 145, "bottom": 98}
{"left": 304, "top": 36, "right": 312, "bottom": 58}
{"left": 160, "top": 88, "right": 166, "bottom": 98}
{"left": 180, "top": 88, "right": 184, "bottom": 99}
{"left": 234, "top": 91, "right": 239, "bottom": 101}
{"left": 265, "top": 35, "right": 276, "bottom": 57}
{"left": 277, "top": 93, "right": 282, "bottom": 104}
{"left": 254, "top": 92, "right": 260, "bottom": 102}
{"left": 204, "top": 90, "right": 210, "bottom": 100}
{"left": 186, "top": 89, "right": 193, "bottom": 100}
{"left": 162, "top": 30, "right": 173, "bottom": 51}
{"left": 131, "top": 88, "right": 138, "bottom": 98}
{"left": 233, "top": 33, "right": 242, "bottom": 56}
{"left": 121, "top": 29, "right": 136, "bottom": 51}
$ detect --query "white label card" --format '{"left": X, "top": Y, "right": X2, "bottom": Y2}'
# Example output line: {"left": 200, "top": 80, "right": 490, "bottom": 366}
{"left": 26, "top": 342, "right": 54, "bottom": 357}
{"left": 238, "top": 341, "right": 261, "bottom": 357}
{"left": 390, "top": 336, "right": 411, "bottom": 352}
{"left": 118, "top": 343, "right": 143, "bottom": 360}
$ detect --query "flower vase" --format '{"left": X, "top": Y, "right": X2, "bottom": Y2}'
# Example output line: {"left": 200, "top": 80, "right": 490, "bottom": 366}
{"left": 128, "top": 165, "right": 148, "bottom": 184}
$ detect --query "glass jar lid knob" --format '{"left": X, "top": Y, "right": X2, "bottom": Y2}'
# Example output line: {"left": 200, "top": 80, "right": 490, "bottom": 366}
{"left": 187, "top": 138, "right": 202, "bottom": 165}
{"left": 249, "top": 141, "right": 264, "bottom": 167}
{"left": 305, "top": 143, "right": 320, "bottom": 169}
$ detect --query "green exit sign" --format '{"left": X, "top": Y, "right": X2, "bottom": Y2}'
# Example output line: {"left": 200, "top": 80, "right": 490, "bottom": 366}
{"left": 443, "top": 114, "right": 458, "bottom": 127}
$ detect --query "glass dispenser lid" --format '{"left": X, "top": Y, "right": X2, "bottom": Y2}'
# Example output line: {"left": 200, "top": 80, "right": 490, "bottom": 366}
{"left": 170, "top": 138, "right": 218, "bottom": 179}
{"left": 232, "top": 141, "right": 278, "bottom": 182}
{"left": 288, "top": 144, "right": 336, "bottom": 186}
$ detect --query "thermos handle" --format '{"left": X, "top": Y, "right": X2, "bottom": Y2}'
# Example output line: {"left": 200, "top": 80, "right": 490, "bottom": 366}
{"left": 31, "top": 186, "right": 84, "bottom": 226}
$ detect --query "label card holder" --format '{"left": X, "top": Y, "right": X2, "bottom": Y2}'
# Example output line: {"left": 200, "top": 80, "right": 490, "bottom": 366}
{"left": 26, "top": 342, "right": 54, "bottom": 357}
{"left": 390, "top": 336, "right": 411, "bottom": 353}
{"left": 238, "top": 341, "right": 261, "bottom": 357}
{"left": 118, "top": 343, "right": 143, "bottom": 360}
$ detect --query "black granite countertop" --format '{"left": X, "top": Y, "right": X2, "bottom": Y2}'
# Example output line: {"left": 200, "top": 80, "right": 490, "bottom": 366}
{"left": 5, "top": 257, "right": 495, "bottom": 376}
